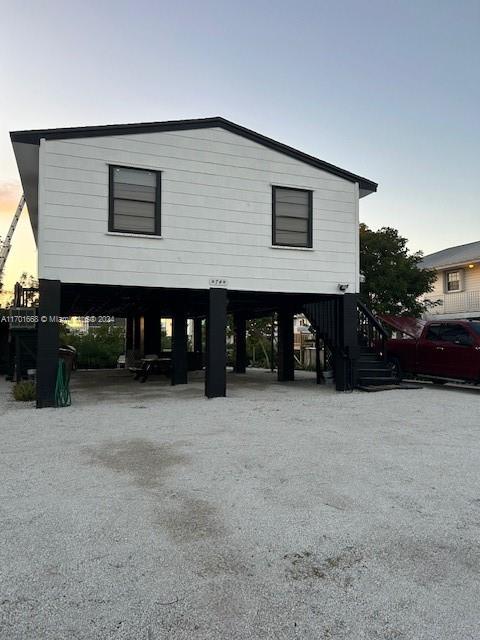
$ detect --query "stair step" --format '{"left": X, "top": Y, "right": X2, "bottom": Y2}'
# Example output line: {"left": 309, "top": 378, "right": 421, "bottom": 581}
{"left": 357, "top": 367, "right": 393, "bottom": 375}
{"left": 357, "top": 359, "right": 385, "bottom": 366}
{"left": 357, "top": 382, "right": 422, "bottom": 392}
{"left": 357, "top": 357, "right": 387, "bottom": 365}
{"left": 357, "top": 375, "right": 397, "bottom": 385}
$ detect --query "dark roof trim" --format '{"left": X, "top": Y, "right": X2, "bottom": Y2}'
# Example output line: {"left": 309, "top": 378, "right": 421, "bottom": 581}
{"left": 10, "top": 116, "right": 377, "bottom": 192}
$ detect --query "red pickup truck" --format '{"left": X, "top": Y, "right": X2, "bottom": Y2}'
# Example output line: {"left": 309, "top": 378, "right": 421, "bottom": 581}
{"left": 382, "top": 317, "right": 480, "bottom": 384}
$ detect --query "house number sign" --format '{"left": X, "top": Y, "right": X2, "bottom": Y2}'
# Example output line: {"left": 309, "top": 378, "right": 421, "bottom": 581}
{"left": 209, "top": 278, "right": 228, "bottom": 288}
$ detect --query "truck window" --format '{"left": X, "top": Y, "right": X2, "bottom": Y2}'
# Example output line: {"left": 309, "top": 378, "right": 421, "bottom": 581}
{"left": 441, "top": 325, "right": 471, "bottom": 344}
{"left": 425, "top": 325, "right": 444, "bottom": 341}
{"left": 471, "top": 322, "right": 480, "bottom": 337}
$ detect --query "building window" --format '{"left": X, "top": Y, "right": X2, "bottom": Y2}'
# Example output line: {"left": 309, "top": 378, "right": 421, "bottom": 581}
{"left": 445, "top": 270, "right": 461, "bottom": 292}
{"left": 272, "top": 186, "right": 312, "bottom": 248}
{"left": 109, "top": 165, "right": 161, "bottom": 235}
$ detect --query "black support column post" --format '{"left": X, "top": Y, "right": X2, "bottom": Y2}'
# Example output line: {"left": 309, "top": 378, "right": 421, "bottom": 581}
{"left": 193, "top": 317, "right": 203, "bottom": 370}
{"left": 205, "top": 288, "right": 227, "bottom": 398}
{"left": 125, "top": 316, "right": 134, "bottom": 352}
{"left": 233, "top": 312, "right": 247, "bottom": 374}
{"left": 277, "top": 308, "right": 295, "bottom": 382}
{"left": 36, "top": 279, "right": 61, "bottom": 408}
{"left": 335, "top": 293, "right": 358, "bottom": 391}
{"left": 133, "top": 316, "right": 142, "bottom": 353}
{"left": 171, "top": 308, "right": 188, "bottom": 385}
{"left": 315, "top": 332, "right": 323, "bottom": 384}
{"left": 143, "top": 314, "right": 161, "bottom": 355}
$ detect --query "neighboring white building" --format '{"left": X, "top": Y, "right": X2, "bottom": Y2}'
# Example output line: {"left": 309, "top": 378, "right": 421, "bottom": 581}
{"left": 421, "top": 241, "right": 480, "bottom": 320}
{"left": 11, "top": 117, "right": 378, "bottom": 404}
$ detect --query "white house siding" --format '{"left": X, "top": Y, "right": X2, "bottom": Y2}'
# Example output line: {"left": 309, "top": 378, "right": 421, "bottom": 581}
{"left": 426, "top": 265, "right": 480, "bottom": 317}
{"left": 38, "top": 127, "right": 360, "bottom": 294}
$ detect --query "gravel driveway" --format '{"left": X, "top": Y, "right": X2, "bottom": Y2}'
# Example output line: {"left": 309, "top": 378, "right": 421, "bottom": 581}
{"left": 1, "top": 370, "right": 479, "bottom": 639}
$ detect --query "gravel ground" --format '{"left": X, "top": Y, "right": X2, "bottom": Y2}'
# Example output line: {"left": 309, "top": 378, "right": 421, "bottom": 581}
{"left": 1, "top": 369, "right": 480, "bottom": 640}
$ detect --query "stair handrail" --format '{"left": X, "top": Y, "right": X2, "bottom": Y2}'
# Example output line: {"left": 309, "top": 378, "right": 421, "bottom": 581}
{"left": 357, "top": 300, "right": 388, "bottom": 338}
{"left": 357, "top": 300, "right": 388, "bottom": 356}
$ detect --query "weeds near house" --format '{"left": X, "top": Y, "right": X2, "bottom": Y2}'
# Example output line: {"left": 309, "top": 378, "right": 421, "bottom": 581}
{"left": 13, "top": 381, "right": 36, "bottom": 401}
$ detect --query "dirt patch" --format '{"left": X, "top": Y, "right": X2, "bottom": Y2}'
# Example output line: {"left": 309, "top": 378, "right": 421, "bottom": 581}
{"left": 285, "top": 546, "right": 364, "bottom": 583}
{"left": 83, "top": 438, "right": 187, "bottom": 490}
{"left": 158, "top": 496, "right": 224, "bottom": 543}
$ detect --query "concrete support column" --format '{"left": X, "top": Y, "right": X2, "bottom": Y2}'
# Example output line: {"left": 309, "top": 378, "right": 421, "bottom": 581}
{"left": 205, "top": 288, "right": 227, "bottom": 398}
{"left": 36, "top": 279, "right": 61, "bottom": 408}
{"left": 171, "top": 308, "right": 188, "bottom": 385}
{"left": 233, "top": 312, "right": 247, "bottom": 373}
{"left": 277, "top": 309, "right": 294, "bottom": 382}
{"left": 143, "top": 314, "right": 161, "bottom": 355}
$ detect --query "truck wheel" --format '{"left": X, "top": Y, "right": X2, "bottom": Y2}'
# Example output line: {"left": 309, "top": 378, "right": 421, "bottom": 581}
{"left": 389, "top": 358, "right": 403, "bottom": 382}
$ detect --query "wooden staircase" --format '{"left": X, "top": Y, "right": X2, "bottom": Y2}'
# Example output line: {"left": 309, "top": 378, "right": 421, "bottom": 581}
{"left": 355, "top": 302, "right": 399, "bottom": 389}
{"left": 355, "top": 345, "right": 398, "bottom": 388}
{"left": 303, "top": 297, "right": 400, "bottom": 391}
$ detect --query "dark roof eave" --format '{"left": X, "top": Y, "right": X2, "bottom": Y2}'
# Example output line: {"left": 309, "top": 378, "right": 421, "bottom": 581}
{"left": 10, "top": 116, "right": 377, "bottom": 193}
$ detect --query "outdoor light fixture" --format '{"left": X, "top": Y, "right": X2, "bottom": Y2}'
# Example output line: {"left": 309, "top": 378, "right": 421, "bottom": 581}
{"left": 468, "top": 264, "right": 475, "bottom": 269}
{"left": 338, "top": 283, "right": 349, "bottom": 292}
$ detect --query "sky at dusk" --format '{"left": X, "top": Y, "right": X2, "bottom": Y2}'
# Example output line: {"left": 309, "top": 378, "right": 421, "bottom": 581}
{"left": 1, "top": 0, "right": 479, "bottom": 298}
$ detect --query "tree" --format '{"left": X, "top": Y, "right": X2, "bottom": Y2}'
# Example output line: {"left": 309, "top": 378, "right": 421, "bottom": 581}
{"left": 360, "top": 224, "right": 436, "bottom": 317}
{"left": 247, "top": 317, "right": 276, "bottom": 369}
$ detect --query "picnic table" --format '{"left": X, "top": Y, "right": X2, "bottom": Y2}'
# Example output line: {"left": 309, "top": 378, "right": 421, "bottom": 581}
{"left": 131, "top": 355, "right": 172, "bottom": 383}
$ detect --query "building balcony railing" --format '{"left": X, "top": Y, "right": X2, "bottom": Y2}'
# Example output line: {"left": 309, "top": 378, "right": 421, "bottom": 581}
{"left": 426, "top": 290, "right": 480, "bottom": 316}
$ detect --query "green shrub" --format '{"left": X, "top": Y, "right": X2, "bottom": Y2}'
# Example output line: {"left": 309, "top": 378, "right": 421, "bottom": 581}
{"left": 60, "top": 324, "right": 125, "bottom": 369}
{"left": 13, "top": 381, "right": 36, "bottom": 401}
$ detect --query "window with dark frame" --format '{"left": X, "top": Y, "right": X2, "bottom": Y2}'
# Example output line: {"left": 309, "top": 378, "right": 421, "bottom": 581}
{"left": 272, "top": 186, "right": 312, "bottom": 248}
{"left": 109, "top": 165, "right": 161, "bottom": 235}
{"left": 446, "top": 270, "right": 461, "bottom": 292}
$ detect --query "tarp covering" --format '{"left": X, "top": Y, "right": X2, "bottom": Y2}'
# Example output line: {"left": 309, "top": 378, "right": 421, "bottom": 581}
{"left": 378, "top": 315, "right": 426, "bottom": 339}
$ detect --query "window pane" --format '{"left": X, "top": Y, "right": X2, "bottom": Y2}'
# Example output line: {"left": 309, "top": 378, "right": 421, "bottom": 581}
{"left": 113, "top": 167, "right": 156, "bottom": 187}
{"left": 114, "top": 200, "right": 155, "bottom": 218}
{"left": 275, "top": 189, "right": 309, "bottom": 206}
{"left": 275, "top": 216, "right": 309, "bottom": 233}
{"left": 425, "top": 325, "right": 443, "bottom": 341}
{"left": 447, "top": 271, "right": 460, "bottom": 291}
{"left": 471, "top": 322, "right": 480, "bottom": 337}
{"left": 275, "top": 230, "right": 308, "bottom": 246}
{"left": 114, "top": 182, "right": 156, "bottom": 202}
{"left": 113, "top": 214, "right": 155, "bottom": 233}
{"left": 273, "top": 187, "right": 311, "bottom": 247}
{"left": 441, "top": 325, "right": 470, "bottom": 344}
{"left": 110, "top": 166, "right": 159, "bottom": 234}
{"left": 275, "top": 202, "right": 309, "bottom": 219}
